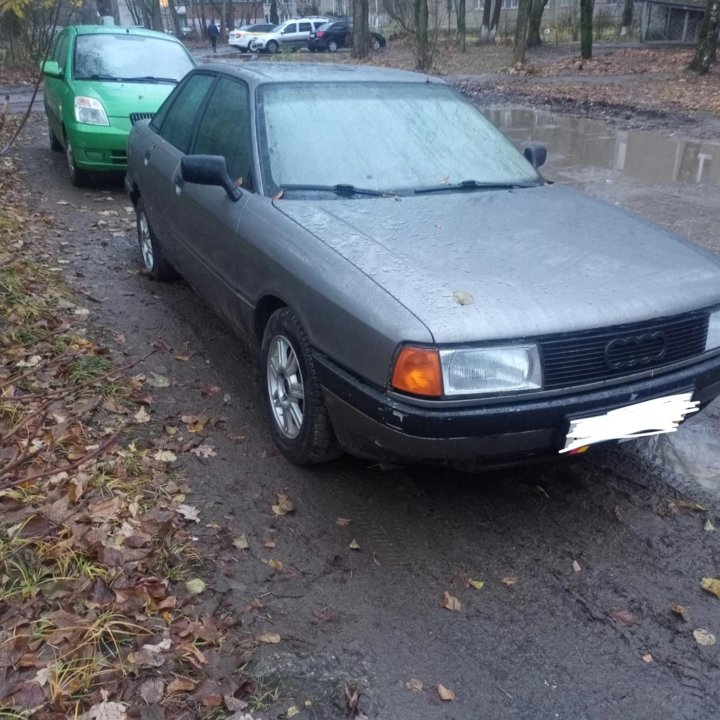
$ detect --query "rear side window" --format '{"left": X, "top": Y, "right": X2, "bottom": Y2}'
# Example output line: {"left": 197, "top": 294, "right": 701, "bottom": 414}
{"left": 298, "top": 22, "right": 312, "bottom": 32}
{"left": 155, "top": 73, "right": 215, "bottom": 152}
{"left": 192, "top": 77, "right": 252, "bottom": 187}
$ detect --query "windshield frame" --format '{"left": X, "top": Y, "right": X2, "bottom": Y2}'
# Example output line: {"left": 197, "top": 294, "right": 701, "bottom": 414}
{"left": 72, "top": 32, "right": 194, "bottom": 83}
{"left": 254, "top": 80, "right": 542, "bottom": 199}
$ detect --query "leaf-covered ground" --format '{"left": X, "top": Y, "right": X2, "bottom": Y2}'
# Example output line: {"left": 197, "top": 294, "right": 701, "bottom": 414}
{"left": 0, "top": 118, "right": 256, "bottom": 719}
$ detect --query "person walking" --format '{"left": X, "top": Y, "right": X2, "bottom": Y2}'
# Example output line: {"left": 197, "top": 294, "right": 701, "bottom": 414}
{"left": 207, "top": 20, "right": 219, "bottom": 53}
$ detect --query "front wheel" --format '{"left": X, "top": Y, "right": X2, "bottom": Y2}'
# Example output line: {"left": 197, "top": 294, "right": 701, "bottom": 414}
{"left": 136, "top": 198, "right": 178, "bottom": 281}
{"left": 65, "top": 136, "right": 90, "bottom": 187}
{"left": 261, "top": 308, "right": 341, "bottom": 465}
{"left": 266, "top": 39, "right": 279, "bottom": 53}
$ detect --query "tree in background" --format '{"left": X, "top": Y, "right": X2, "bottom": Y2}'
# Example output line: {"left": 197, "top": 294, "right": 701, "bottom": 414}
{"left": 620, "top": 0, "right": 633, "bottom": 35}
{"left": 270, "top": 0, "right": 279, "bottom": 25}
{"left": 580, "top": 0, "right": 593, "bottom": 58}
{"left": 689, "top": 0, "right": 718, "bottom": 73}
{"left": 352, "top": 0, "right": 370, "bottom": 58}
{"left": 456, "top": 0, "right": 466, "bottom": 50}
{"left": 414, "top": 0, "right": 431, "bottom": 70}
{"left": 526, "top": 0, "right": 548, "bottom": 47}
{"left": 512, "top": 0, "right": 530, "bottom": 64}
{"left": 480, "top": 0, "right": 502, "bottom": 42}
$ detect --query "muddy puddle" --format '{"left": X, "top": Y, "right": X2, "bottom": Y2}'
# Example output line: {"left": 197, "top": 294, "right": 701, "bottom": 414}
{"left": 485, "top": 107, "right": 720, "bottom": 186}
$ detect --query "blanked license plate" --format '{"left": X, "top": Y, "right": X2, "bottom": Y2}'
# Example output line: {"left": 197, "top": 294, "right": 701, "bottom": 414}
{"left": 561, "top": 392, "right": 699, "bottom": 454}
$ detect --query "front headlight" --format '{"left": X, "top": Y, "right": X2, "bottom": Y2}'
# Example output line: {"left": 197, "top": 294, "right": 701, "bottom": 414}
{"left": 706, "top": 309, "right": 720, "bottom": 352}
{"left": 439, "top": 344, "right": 542, "bottom": 395}
{"left": 74, "top": 96, "right": 109, "bottom": 126}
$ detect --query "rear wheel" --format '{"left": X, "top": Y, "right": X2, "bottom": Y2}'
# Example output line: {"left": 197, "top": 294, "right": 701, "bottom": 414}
{"left": 266, "top": 39, "right": 279, "bottom": 53}
{"left": 371, "top": 36, "right": 382, "bottom": 50}
{"left": 327, "top": 39, "right": 338, "bottom": 52}
{"left": 136, "top": 198, "right": 178, "bottom": 282}
{"left": 261, "top": 308, "right": 341, "bottom": 465}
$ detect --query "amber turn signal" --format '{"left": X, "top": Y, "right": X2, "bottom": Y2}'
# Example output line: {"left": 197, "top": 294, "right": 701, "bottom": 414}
{"left": 391, "top": 346, "right": 442, "bottom": 398}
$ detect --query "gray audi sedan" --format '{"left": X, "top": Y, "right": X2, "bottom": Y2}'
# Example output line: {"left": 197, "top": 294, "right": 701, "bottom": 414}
{"left": 125, "top": 63, "right": 720, "bottom": 470}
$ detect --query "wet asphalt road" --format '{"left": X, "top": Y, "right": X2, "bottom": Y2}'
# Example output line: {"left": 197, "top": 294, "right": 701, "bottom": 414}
{"left": 12, "top": 113, "right": 720, "bottom": 719}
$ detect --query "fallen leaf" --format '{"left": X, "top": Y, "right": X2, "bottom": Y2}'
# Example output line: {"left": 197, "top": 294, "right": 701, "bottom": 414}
{"left": 286, "top": 707, "right": 300, "bottom": 718}
{"left": 201, "top": 384, "right": 221, "bottom": 397}
{"left": 642, "top": 653, "right": 653, "bottom": 663}
{"left": 176, "top": 504, "right": 200, "bottom": 523}
{"left": 133, "top": 407, "right": 151, "bottom": 424}
{"left": 224, "top": 696, "right": 249, "bottom": 712}
{"left": 701, "top": 577, "right": 720, "bottom": 599}
{"left": 78, "top": 698, "right": 128, "bottom": 719}
{"left": 348, "top": 539, "right": 361, "bottom": 550}
{"left": 182, "top": 414, "right": 208, "bottom": 433}
{"left": 190, "top": 443, "right": 217, "bottom": 459}
{"left": 611, "top": 609, "right": 636, "bottom": 625}
{"left": 437, "top": 683, "right": 455, "bottom": 701}
{"left": 671, "top": 602, "right": 690, "bottom": 622}
{"left": 572, "top": 560, "right": 582, "bottom": 573}
{"left": 467, "top": 578, "right": 485, "bottom": 591}
{"left": 166, "top": 677, "right": 195, "bottom": 695}
{"left": 268, "top": 558, "right": 284, "bottom": 571}
{"left": 405, "top": 678, "right": 424, "bottom": 692}
{"left": 175, "top": 354, "right": 191, "bottom": 362}
{"left": 336, "top": 517, "right": 351, "bottom": 526}
{"left": 264, "top": 540, "right": 276, "bottom": 548}
{"left": 153, "top": 449, "right": 177, "bottom": 463}
{"left": 704, "top": 519, "right": 716, "bottom": 532}
{"left": 147, "top": 372, "right": 171, "bottom": 388}
{"left": 693, "top": 628, "right": 717, "bottom": 646}
{"left": 501, "top": 576, "right": 517, "bottom": 586}
{"left": 139, "top": 679, "right": 164, "bottom": 704}
{"left": 233, "top": 534, "right": 249, "bottom": 550}
{"left": 256, "top": 631, "right": 281, "bottom": 644}
{"left": 440, "top": 591, "right": 462, "bottom": 611}
{"left": 272, "top": 493, "right": 295, "bottom": 516}
{"left": 185, "top": 578, "right": 206, "bottom": 594}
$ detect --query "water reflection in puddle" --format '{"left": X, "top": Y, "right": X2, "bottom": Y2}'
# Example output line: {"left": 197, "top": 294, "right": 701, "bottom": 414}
{"left": 485, "top": 108, "right": 720, "bottom": 186}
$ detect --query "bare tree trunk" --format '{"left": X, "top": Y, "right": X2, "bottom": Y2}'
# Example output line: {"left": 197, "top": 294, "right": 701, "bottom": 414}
{"left": 352, "top": 0, "right": 371, "bottom": 57}
{"left": 512, "top": 0, "right": 531, "bottom": 65}
{"left": 79, "top": 0, "right": 98, "bottom": 24}
{"left": 489, "top": 0, "right": 502, "bottom": 40}
{"left": 168, "top": 0, "right": 182, "bottom": 34}
{"left": 456, "top": 0, "right": 466, "bottom": 50}
{"left": 270, "top": 0, "right": 279, "bottom": 24}
{"left": 224, "top": 0, "right": 235, "bottom": 38}
{"left": 480, "top": 0, "right": 492, "bottom": 41}
{"left": 580, "top": 0, "right": 593, "bottom": 59}
{"left": 689, "top": 0, "right": 719, "bottom": 73}
{"left": 526, "top": 0, "right": 548, "bottom": 47}
{"left": 620, "top": 0, "right": 633, "bottom": 35}
{"left": 414, "top": 0, "right": 432, "bottom": 70}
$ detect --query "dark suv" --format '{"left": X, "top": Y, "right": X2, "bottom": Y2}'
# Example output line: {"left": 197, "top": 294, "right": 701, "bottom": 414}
{"left": 308, "top": 21, "right": 386, "bottom": 52}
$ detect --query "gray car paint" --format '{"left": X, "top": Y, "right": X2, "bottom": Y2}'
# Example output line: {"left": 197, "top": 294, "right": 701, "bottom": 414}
{"left": 127, "top": 62, "right": 720, "bottom": 401}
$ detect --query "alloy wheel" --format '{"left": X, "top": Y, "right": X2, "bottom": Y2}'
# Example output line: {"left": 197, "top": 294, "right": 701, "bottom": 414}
{"left": 266, "top": 335, "right": 305, "bottom": 439}
{"left": 138, "top": 210, "right": 154, "bottom": 272}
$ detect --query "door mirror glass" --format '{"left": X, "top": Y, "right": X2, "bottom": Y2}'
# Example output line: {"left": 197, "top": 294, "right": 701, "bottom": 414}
{"left": 523, "top": 143, "right": 547, "bottom": 169}
{"left": 42, "top": 60, "right": 64, "bottom": 78}
{"left": 181, "top": 155, "right": 241, "bottom": 201}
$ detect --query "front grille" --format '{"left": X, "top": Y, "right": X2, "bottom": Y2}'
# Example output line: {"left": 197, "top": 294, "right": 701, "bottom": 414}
{"left": 539, "top": 311, "right": 709, "bottom": 390}
{"left": 130, "top": 112, "right": 155, "bottom": 125}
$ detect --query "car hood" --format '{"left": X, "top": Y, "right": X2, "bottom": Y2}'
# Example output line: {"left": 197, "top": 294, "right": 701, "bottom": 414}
{"left": 275, "top": 185, "right": 720, "bottom": 343}
{"left": 71, "top": 80, "right": 176, "bottom": 118}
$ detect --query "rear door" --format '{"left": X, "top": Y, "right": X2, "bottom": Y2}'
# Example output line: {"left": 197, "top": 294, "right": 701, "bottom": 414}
{"left": 295, "top": 21, "right": 313, "bottom": 47}
{"left": 168, "top": 75, "right": 254, "bottom": 332}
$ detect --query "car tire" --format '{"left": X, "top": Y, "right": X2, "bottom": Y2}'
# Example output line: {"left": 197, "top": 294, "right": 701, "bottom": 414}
{"left": 49, "top": 122, "right": 62, "bottom": 152}
{"left": 267, "top": 39, "right": 279, "bottom": 53}
{"left": 261, "top": 308, "right": 341, "bottom": 465}
{"left": 371, "top": 36, "right": 382, "bottom": 50}
{"left": 327, "top": 39, "right": 338, "bottom": 52}
{"left": 136, "top": 198, "right": 178, "bottom": 282}
{"left": 64, "top": 135, "right": 90, "bottom": 187}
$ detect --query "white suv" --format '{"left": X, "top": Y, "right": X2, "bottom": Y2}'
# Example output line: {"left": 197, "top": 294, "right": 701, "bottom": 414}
{"left": 250, "top": 17, "right": 329, "bottom": 53}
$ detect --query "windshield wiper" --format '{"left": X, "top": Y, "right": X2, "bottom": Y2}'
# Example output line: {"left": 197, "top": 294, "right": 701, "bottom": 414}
{"left": 78, "top": 73, "right": 123, "bottom": 81}
{"left": 119, "top": 76, "right": 179, "bottom": 83}
{"left": 279, "top": 183, "right": 391, "bottom": 197}
{"left": 414, "top": 180, "right": 536, "bottom": 194}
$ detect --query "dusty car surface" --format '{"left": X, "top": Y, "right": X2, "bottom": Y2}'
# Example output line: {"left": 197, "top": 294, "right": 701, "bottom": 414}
{"left": 125, "top": 63, "right": 720, "bottom": 470}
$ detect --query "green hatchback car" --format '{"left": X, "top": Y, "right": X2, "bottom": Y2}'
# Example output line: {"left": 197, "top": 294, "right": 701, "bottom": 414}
{"left": 43, "top": 25, "right": 195, "bottom": 186}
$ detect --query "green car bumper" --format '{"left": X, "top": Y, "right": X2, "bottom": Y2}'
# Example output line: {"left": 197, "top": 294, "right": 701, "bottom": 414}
{"left": 66, "top": 117, "right": 133, "bottom": 172}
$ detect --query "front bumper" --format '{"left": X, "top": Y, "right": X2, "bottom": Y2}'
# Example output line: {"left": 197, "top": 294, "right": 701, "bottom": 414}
{"left": 68, "top": 119, "right": 131, "bottom": 172}
{"left": 315, "top": 352, "right": 720, "bottom": 470}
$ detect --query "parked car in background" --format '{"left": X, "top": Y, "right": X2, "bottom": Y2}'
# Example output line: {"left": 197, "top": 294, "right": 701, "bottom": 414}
{"left": 249, "top": 17, "right": 329, "bottom": 52}
{"left": 308, "top": 21, "right": 386, "bottom": 52}
{"left": 42, "top": 25, "right": 195, "bottom": 186}
{"left": 228, "top": 23, "right": 276, "bottom": 51}
{"left": 125, "top": 63, "right": 720, "bottom": 471}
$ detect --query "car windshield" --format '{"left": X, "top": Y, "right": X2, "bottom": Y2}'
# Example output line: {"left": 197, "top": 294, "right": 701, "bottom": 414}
{"left": 257, "top": 82, "right": 541, "bottom": 196}
{"left": 74, "top": 34, "right": 194, "bottom": 82}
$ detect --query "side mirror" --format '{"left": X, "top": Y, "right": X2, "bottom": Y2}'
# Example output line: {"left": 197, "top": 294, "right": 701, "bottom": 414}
{"left": 181, "top": 155, "right": 241, "bottom": 201}
{"left": 523, "top": 142, "right": 547, "bottom": 169}
{"left": 42, "top": 60, "right": 64, "bottom": 79}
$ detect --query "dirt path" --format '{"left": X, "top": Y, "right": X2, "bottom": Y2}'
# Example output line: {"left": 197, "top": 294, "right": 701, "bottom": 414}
{"left": 9, "top": 112, "right": 720, "bottom": 719}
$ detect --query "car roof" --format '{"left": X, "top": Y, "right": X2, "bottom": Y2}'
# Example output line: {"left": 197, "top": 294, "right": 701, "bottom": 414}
{"left": 68, "top": 25, "right": 182, "bottom": 41}
{"left": 198, "top": 62, "right": 442, "bottom": 85}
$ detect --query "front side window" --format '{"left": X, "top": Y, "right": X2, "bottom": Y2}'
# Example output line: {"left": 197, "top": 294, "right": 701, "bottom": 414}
{"left": 54, "top": 33, "right": 69, "bottom": 70}
{"left": 156, "top": 73, "right": 215, "bottom": 152}
{"left": 193, "top": 77, "right": 252, "bottom": 187}
{"left": 257, "top": 82, "right": 540, "bottom": 196}
{"left": 73, "top": 34, "right": 194, "bottom": 82}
